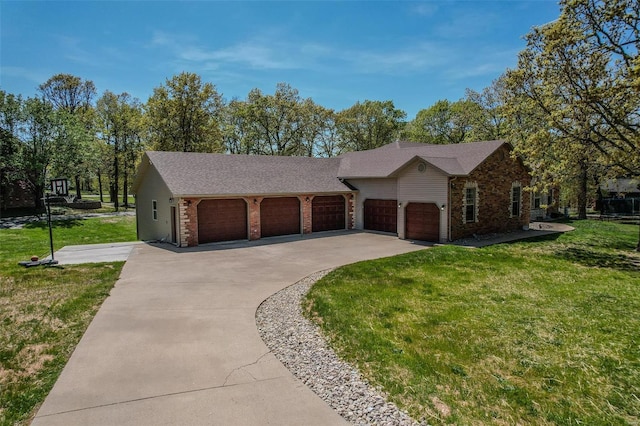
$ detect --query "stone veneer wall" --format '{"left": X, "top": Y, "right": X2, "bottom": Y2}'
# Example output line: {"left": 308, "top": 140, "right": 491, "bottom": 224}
{"left": 449, "top": 145, "right": 531, "bottom": 241}
{"left": 180, "top": 198, "right": 200, "bottom": 247}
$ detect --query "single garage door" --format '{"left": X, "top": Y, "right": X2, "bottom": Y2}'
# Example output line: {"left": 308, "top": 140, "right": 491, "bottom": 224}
{"left": 405, "top": 202, "right": 440, "bottom": 242}
{"left": 261, "top": 197, "right": 300, "bottom": 237}
{"left": 198, "top": 198, "right": 247, "bottom": 244}
{"left": 312, "top": 195, "right": 346, "bottom": 232}
{"left": 364, "top": 199, "right": 397, "bottom": 233}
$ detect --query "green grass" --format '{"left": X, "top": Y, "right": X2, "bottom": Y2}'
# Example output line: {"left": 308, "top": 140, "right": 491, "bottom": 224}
{"left": 306, "top": 220, "right": 640, "bottom": 425}
{"left": 0, "top": 215, "right": 136, "bottom": 425}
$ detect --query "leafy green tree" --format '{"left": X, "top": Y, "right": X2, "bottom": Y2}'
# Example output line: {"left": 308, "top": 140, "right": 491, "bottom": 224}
{"left": 38, "top": 74, "right": 97, "bottom": 198}
{"left": 505, "top": 0, "right": 639, "bottom": 220}
{"left": 221, "top": 98, "right": 255, "bottom": 155}
{"left": 96, "top": 91, "right": 144, "bottom": 210}
{"left": 243, "top": 83, "right": 306, "bottom": 156}
{"left": 20, "top": 98, "right": 63, "bottom": 208}
{"left": 38, "top": 73, "right": 96, "bottom": 115}
{"left": 146, "top": 72, "right": 223, "bottom": 153}
{"left": 335, "top": 100, "right": 406, "bottom": 151}
{"left": 0, "top": 91, "right": 24, "bottom": 209}
{"left": 464, "top": 77, "right": 510, "bottom": 141}
{"left": 301, "top": 101, "right": 338, "bottom": 157}
{"left": 404, "top": 99, "right": 482, "bottom": 144}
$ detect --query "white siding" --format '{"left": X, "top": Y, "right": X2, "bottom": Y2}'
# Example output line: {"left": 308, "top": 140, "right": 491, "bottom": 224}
{"left": 347, "top": 178, "right": 398, "bottom": 229}
{"left": 135, "top": 163, "right": 174, "bottom": 243}
{"left": 397, "top": 160, "right": 449, "bottom": 242}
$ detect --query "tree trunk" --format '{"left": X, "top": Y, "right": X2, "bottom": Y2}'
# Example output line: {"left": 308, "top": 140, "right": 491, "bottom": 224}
{"left": 112, "top": 143, "right": 119, "bottom": 212}
{"left": 110, "top": 168, "right": 119, "bottom": 212}
{"left": 75, "top": 175, "right": 81, "bottom": 199}
{"left": 122, "top": 171, "right": 128, "bottom": 208}
{"left": 577, "top": 162, "right": 588, "bottom": 220}
{"left": 98, "top": 171, "right": 103, "bottom": 202}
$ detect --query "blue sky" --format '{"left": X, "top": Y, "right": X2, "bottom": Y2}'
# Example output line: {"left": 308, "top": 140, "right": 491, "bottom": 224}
{"left": 1, "top": 1, "right": 560, "bottom": 119}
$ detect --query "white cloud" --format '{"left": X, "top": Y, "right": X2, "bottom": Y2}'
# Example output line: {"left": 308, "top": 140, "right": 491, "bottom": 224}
{"left": 410, "top": 2, "right": 439, "bottom": 17}
{"left": 0, "top": 66, "right": 48, "bottom": 87}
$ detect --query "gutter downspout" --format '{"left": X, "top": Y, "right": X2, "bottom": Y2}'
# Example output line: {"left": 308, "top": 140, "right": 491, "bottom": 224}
{"left": 448, "top": 177, "right": 457, "bottom": 241}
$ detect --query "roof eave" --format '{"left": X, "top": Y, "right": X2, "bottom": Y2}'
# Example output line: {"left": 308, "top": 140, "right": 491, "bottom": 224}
{"left": 173, "top": 189, "right": 355, "bottom": 199}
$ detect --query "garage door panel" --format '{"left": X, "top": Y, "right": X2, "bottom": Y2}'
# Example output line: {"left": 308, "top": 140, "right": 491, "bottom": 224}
{"left": 198, "top": 199, "right": 247, "bottom": 244}
{"left": 261, "top": 197, "right": 300, "bottom": 237}
{"left": 364, "top": 199, "right": 397, "bottom": 233}
{"left": 312, "top": 195, "right": 346, "bottom": 232}
{"left": 405, "top": 202, "right": 440, "bottom": 242}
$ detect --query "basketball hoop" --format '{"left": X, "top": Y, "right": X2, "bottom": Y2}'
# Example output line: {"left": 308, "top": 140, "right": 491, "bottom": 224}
{"left": 51, "top": 178, "right": 68, "bottom": 196}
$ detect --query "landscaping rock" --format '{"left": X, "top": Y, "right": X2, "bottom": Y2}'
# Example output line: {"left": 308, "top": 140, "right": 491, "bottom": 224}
{"left": 256, "top": 271, "right": 425, "bottom": 426}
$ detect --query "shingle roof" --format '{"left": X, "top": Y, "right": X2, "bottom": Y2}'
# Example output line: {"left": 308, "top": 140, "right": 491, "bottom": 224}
{"left": 337, "top": 140, "right": 506, "bottom": 178}
{"left": 142, "top": 151, "right": 351, "bottom": 197}
{"left": 136, "top": 140, "right": 508, "bottom": 197}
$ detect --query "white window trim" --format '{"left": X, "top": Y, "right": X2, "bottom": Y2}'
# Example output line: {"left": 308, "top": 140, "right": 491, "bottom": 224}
{"left": 510, "top": 182, "right": 522, "bottom": 218}
{"left": 152, "top": 199, "right": 158, "bottom": 221}
{"left": 463, "top": 181, "right": 479, "bottom": 223}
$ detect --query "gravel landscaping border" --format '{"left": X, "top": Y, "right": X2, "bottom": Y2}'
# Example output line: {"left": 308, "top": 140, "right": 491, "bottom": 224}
{"left": 256, "top": 270, "right": 424, "bottom": 426}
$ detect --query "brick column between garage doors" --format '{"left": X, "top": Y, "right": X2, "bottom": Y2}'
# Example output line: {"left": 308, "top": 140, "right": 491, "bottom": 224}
{"left": 299, "top": 195, "right": 314, "bottom": 234}
{"left": 346, "top": 193, "right": 355, "bottom": 229}
{"left": 180, "top": 198, "right": 200, "bottom": 247}
{"left": 246, "top": 197, "right": 263, "bottom": 240}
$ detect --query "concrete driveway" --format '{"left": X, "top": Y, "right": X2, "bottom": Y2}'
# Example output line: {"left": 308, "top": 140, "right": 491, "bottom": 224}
{"left": 32, "top": 231, "right": 427, "bottom": 425}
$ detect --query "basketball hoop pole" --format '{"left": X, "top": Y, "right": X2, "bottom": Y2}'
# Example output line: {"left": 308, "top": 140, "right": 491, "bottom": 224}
{"left": 46, "top": 193, "right": 55, "bottom": 262}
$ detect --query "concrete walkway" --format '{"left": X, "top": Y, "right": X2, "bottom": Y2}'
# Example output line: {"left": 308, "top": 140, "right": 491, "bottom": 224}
{"left": 44, "top": 241, "right": 142, "bottom": 265}
{"left": 32, "top": 231, "right": 428, "bottom": 426}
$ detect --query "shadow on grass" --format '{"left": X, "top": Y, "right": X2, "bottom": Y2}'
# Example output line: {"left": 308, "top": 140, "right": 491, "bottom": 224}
{"left": 23, "top": 218, "right": 85, "bottom": 230}
{"left": 554, "top": 246, "right": 640, "bottom": 271}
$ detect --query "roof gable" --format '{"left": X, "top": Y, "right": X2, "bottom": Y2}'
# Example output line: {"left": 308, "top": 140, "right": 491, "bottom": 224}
{"left": 338, "top": 140, "right": 506, "bottom": 178}
{"left": 141, "top": 151, "right": 352, "bottom": 197}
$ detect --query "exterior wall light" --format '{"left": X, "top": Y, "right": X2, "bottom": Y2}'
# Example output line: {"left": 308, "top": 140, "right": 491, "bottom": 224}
{"left": 441, "top": 204, "right": 446, "bottom": 211}
{"left": 398, "top": 202, "right": 402, "bottom": 208}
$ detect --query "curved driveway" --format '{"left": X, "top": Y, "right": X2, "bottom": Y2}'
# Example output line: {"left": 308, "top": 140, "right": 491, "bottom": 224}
{"left": 33, "top": 231, "right": 427, "bottom": 425}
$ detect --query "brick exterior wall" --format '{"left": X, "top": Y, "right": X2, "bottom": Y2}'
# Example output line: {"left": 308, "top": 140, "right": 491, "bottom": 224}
{"left": 246, "top": 196, "right": 263, "bottom": 241}
{"left": 180, "top": 198, "right": 200, "bottom": 247}
{"left": 299, "top": 195, "right": 314, "bottom": 234}
{"left": 345, "top": 193, "right": 355, "bottom": 229}
{"left": 1, "top": 180, "right": 36, "bottom": 210}
{"left": 449, "top": 145, "right": 531, "bottom": 240}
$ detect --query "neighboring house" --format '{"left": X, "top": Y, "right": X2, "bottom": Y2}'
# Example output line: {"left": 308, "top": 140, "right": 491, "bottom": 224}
{"left": 0, "top": 179, "right": 36, "bottom": 211}
{"left": 601, "top": 178, "right": 640, "bottom": 199}
{"left": 530, "top": 187, "right": 559, "bottom": 221}
{"left": 132, "top": 140, "right": 531, "bottom": 247}
{"left": 599, "top": 178, "right": 640, "bottom": 215}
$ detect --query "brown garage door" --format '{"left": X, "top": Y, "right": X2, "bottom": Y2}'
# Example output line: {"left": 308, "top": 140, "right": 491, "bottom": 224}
{"left": 261, "top": 197, "right": 300, "bottom": 237}
{"left": 198, "top": 199, "right": 247, "bottom": 244}
{"left": 405, "top": 202, "right": 440, "bottom": 242}
{"left": 312, "top": 195, "right": 346, "bottom": 232}
{"left": 364, "top": 199, "right": 397, "bottom": 233}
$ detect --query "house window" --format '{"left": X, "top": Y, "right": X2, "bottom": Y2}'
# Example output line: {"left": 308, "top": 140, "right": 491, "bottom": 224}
{"left": 463, "top": 182, "right": 478, "bottom": 223}
{"left": 546, "top": 190, "right": 554, "bottom": 205}
{"left": 533, "top": 192, "right": 541, "bottom": 209}
{"left": 511, "top": 183, "right": 521, "bottom": 217}
{"left": 152, "top": 200, "right": 158, "bottom": 221}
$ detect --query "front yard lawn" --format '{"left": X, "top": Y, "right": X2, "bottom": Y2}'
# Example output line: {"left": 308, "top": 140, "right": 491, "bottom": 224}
{"left": 0, "top": 215, "right": 136, "bottom": 425}
{"left": 306, "top": 220, "right": 640, "bottom": 425}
